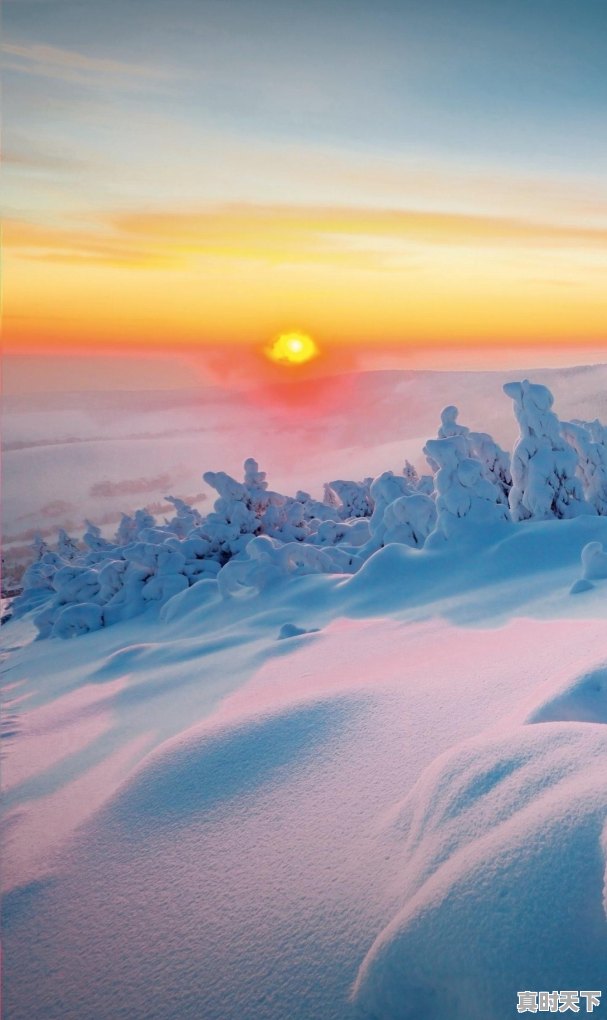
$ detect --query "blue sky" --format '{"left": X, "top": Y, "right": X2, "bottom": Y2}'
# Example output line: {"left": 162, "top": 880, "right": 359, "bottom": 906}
{"left": 6, "top": 0, "right": 607, "bottom": 176}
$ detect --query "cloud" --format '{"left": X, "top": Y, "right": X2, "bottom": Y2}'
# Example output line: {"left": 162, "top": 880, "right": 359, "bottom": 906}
{"left": 1, "top": 40, "right": 174, "bottom": 89}
{"left": 17, "top": 499, "right": 75, "bottom": 521}
{"left": 3, "top": 219, "right": 172, "bottom": 268}
{"left": 4, "top": 522, "right": 79, "bottom": 546}
{"left": 116, "top": 203, "right": 607, "bottom": 249}
{"left": 89, "top": 474, "right": 174, "bottom": 498}
{"left": 2, "top": 135, "right": 94, "bottom": 173}
{"left": 5, "top": 202, "right": 607, "bottom": 273}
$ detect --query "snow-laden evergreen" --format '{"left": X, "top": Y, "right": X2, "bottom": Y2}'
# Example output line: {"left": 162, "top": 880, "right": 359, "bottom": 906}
{"left": 560, "top": 419, "right": 607, "bottom": 515}
{"left": 432, "top": 404, "right": 512, "bottom": 502}
{"left": 56, "top": 529, "right": 79, "bottom": 562}
{"left": 504, "top": 379, "right": 592, "bottom": 521}
{"left": 11, "top": 379, "right": 607, "bottom": 638}
{"left": 424, "top": 435, "right": 510, "bottom": 543}
{"left": 324, "top": 478, "right": 374, "bottom": 519}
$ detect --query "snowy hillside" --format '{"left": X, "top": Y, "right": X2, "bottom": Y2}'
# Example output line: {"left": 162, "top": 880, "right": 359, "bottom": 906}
{"left": 2, "top": 368, "right": 607, "bottom": 1020}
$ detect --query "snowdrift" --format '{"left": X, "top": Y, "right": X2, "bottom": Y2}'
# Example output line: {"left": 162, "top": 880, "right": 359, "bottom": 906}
{"left": 354, "top": 715, "right": 607, "bottom": 1019}
{"left": 2, "top": 372, "right": 607, "bottom": 1020}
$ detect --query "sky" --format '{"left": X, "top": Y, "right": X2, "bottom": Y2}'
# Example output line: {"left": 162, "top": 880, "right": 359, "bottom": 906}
{"left": 3, "top": 0, "right": 607, "bottom": 382}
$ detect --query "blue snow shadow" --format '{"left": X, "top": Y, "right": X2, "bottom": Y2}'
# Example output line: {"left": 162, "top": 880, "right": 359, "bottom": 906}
{"left": 2, "top": 878, "right": 56, "bottom": 932}
{"left": 111, "top": 698, "right": 352, "bottom": 829}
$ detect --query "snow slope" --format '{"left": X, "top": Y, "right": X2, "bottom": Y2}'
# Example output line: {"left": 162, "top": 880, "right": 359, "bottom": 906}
{"left": 2, "top": 515, "right": 607, "bottom": 1019}
{"left": 2, "top": 366, "right": 607, "bottom": 1020}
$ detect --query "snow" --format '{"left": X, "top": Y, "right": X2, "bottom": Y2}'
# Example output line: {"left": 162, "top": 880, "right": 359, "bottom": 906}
{"left": 581, "top": 541, "right": 607, "bottom": 581}
{"left": 2, "top": 366, "right": 607, "bottom": 1020}
{"left": 504, "top": 379, "right": 591, "bottom": 521}
{"left": 354, "top": 721, "right": 607, "bottom": 1020}
{"left": 4, "top": 364, "right": 606, "bottom": 578}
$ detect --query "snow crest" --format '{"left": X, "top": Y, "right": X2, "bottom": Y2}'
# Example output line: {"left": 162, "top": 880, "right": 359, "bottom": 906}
{"left": 354, "top": 711, "right": 607, "bottom": 1019}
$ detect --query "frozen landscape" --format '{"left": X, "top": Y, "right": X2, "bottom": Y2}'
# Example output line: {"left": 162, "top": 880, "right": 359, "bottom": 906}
{"left": 2, "top": 365, "right": 607, "bottom": 1019}
{"left": 4, "top": 0, "right": 606, "bottom": 1012}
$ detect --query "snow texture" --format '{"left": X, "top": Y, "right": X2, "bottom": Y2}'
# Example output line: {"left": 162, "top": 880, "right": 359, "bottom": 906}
{"left": 354, "top": 720, "right": 607, "bottom": 1020}
{"left": 3, "top": 370, "right": 607, "bottom": 1020}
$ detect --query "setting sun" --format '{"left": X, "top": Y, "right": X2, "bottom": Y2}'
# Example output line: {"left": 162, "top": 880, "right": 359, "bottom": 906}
{"left": 266, "top": 331, "right": 319, "bottom": 366}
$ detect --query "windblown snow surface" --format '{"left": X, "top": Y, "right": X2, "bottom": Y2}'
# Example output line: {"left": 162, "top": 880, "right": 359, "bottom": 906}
{"left": 3, "top": 370, "right": 607, "bottom": 1020}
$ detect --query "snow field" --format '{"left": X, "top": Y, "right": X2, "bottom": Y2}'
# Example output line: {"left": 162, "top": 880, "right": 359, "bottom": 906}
{"left": 2, "top": 368, "right": 607, "bottom": 1018}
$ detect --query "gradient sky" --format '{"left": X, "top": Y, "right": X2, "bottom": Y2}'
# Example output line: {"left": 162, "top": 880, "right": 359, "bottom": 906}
{"left": 3, "top": 0, "right": 607, "bottom": 369}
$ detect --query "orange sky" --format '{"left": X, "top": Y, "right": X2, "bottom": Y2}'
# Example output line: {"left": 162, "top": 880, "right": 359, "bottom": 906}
{"left": 5, "top": 200, "right": 607, "bottom": 358}
{"left": 3, "top": 1, "right": 606, "bottom": 368}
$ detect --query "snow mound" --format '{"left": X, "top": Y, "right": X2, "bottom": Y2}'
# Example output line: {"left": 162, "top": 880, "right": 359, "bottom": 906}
{"left": 354, "top": 720, "right": 607, "bottom": 1020}
{"left": 582, "top": 541, "right": 607, "bottom": 580}
{"left": 570, "top": 541, "right": 607, "bottom": 594}
{"left": 526, "top": 664, "right": 607, "bottom": 725}
{"left": 109, "top": 698, "right": 351, "bottom": 827}
{"left": 278, "top": 622, "right": 319, "bottom": 639}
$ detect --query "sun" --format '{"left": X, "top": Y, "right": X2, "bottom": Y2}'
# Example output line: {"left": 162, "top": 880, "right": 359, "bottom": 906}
{"left": 266, "top": 331, "right": 319, "bottom": 366}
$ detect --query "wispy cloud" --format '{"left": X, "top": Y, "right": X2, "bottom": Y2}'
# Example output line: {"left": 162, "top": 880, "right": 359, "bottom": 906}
{"left": 1, "top": 40, "right": 174, "bottom": 89}
{"left": 5, "top": 203, "right": 607, "bottom": 272}
{"left": 116, "top": 204, "right": 607, "bottom": 248}
{"left": 17, "top": 500, "right": 75, "bottom": 522}
{"left": 89, "top": 474, "right": 174, "bottom": 499}
{"left": 3, "top": 219, "right": 172, "bottom": 268}
{"left": 2, "top": 137, "right": 94, "bottom": 174}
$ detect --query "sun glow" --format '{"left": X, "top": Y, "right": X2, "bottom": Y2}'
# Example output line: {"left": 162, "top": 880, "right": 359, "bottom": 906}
{"left": 266, "top": 331, "right": 319, "bottom": 366}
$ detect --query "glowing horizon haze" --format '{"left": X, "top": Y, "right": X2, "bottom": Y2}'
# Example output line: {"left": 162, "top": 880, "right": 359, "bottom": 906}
{"left": 3, "top": 0, "right": 606, "bottom": 370}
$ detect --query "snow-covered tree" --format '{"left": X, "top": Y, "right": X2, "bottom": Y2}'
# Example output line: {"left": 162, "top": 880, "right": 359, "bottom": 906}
{"left": 56, "top": 529, "right": 79, "bottom": 561}
{"left": 12, "top": 534, "right": 62, "bottom": 617}
{"left": 201, "top": 458, "right": 292, "bottom": 558}
{"left": 403, "top": 460, "right": 419, "bottom": 486}
{"left": 11, "top": 377, "right": 607, "bottom": 638}
{"left": 324, "top": 478, "right": 373, "bottom": 519}
{"left": 424, "top": 435, "right": 510, "bottom": 541}
{"left": 1, "top": 556, "right": 22, "bottom": 598}
{"left": 380, "top": 493, "right": 438, "bottom": 548}
{"left": 504, "top": 380, "right": 592, "bottom": 521}
{"left": 560, "top": 420, "right": 607, "bottom": 515}
{"left": 438, "top": 405, "right": 469, "bottom": 440}
{"left": 429, "top": 405, "right": 511, "bottom": 503}
{"left": 217, "top": 534, "right": 336, "bottom": 598}
{"left": 32, "top": 533, "right": 49, "bottom": 559}
{"left": 466, "top": 430, "right": 512, "bottom": 504}
{"left": 83, "top": 520, "right": 114, "bottom": 555}
{"left": 163, "top": 496, "right": 203, "bottom": 538}
{"left": 115, "top": 513, "right": 139, "bottom": 546}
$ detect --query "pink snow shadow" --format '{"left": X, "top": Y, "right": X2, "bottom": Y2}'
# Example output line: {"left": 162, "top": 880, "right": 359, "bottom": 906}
{"left": 203, "top": 615, "right": 607, "bottom": 738}
{"left": 2, "top": 676, "right": 153, "bottom": 892}
{"left": 3, "top": 676, "right": 127, "bottom": 791}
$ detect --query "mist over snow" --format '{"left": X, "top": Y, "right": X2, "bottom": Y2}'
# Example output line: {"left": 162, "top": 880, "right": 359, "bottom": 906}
{"left": 2, "top": 363, "right": 607, "bottom": 1020}
{"left": 3, "top": 363, "right": 606, "bottom": 578}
